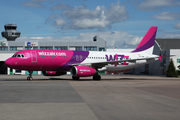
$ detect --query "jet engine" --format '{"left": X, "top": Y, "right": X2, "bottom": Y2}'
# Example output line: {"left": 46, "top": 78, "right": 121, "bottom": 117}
{"left": 42, "top": 71, "right": 66, "bottom": 76}
{"left": 72, "top": 66, "right": 97, "bottom": 77}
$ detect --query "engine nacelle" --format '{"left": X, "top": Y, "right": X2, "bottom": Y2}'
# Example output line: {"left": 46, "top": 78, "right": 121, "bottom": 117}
{"left": 72, "top": 66, "right": 97, "bottom": 77}
{"left": 42, "top": 71, "right": 66, "bottom": 76}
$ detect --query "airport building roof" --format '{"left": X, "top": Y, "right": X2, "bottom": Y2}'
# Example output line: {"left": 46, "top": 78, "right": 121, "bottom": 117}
{"left": 0, "top": 36, "right": 106, "bottom": 53}
{"left": 156, "top": 38, "right": 180, "bottom": 50}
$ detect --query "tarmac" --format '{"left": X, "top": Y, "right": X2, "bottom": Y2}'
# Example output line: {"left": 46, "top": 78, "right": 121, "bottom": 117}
{"left": 0, "top": 74, "right": 180, "bottom": 120}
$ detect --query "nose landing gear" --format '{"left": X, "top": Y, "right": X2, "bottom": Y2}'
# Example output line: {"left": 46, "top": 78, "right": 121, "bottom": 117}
{"left": 27, "top": 71, "right": 33, "bottom": 81}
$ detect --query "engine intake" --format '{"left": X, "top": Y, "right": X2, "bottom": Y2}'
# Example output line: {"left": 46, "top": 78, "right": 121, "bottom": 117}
{"left": 72, "top": 66, "right": 97, "bottom": 77}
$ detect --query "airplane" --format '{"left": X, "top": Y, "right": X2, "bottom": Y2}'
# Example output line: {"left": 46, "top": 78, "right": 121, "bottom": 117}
{"left": 5, "top": 26, "right": 163, "bottom": 81}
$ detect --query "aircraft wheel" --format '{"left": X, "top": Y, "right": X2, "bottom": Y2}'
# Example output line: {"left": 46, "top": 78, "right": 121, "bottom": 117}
{"left": 72, "top": 76, "right": 80, "bottom": 80}
{"left": 27, "top": 77, "right": 30, "bottom": 81}
{"left": 29, "top": 77, "right": 33, "bottom": 81}
{"left": 93, "top": 75, "right": 101, "bottom": 81}
{"left": 27, "top": 77, "right": 33, "bottom": 81}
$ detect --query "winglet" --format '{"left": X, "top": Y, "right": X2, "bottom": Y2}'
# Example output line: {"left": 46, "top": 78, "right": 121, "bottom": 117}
{"left": 131, "top": 26, "right": 158, "bottom": 53}
{"left": 158, "top": 55, "right": 163, "bottom": 61}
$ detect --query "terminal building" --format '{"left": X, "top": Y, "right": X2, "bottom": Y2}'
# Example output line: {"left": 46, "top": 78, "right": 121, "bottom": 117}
{"left": 0, "top": 23, "right": 179, "bottom": 76}
{"left": 0, "top": 23, "right": 106, "bottom": 75}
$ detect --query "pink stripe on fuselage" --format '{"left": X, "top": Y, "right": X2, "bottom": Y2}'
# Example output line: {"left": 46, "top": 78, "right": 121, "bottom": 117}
{"left": 10, "top": 49, "right": 74, "bottom": 71}
{"left": 37, "top": 50, "right": 73, "bottom": 70}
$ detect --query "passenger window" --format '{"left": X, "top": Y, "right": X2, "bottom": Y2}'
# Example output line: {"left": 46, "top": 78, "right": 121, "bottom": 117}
{"left": 21, "top": 54, "right": 24, "bottom": 58}
{"left": 17, "top": 54, "right": 21, "bottom": 57}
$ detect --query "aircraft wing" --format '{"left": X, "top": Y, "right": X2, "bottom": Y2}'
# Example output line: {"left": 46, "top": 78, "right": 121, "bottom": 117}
{"left": 84, "top": 57, "right": 157, "bottom": 68}
{"left": 71, "top": 55, "right": 174, "bottom": 68}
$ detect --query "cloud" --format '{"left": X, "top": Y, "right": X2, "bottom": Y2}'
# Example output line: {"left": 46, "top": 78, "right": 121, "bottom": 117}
{"left": 21, "top": 2, "right": 46, "bottom": 8}
{"left": 152, "top": 12, "right": 180, "bottom": 20}
{"left": 137, "top": 0, "right": 180, "bottom": 11}
{"left": 158, "top": 29, "right": 180, "bottom": 38}
{"left": 174, "top": 23, "right": 180, "bottom": 29}
{"left": 159, "top": 33, "right": 180, "bottom": 38}
{"left": 13, "top": 30, "right": 142, "bottom": 49}
{"left": 45, "top": 14, "right": 67, "bottom": 27}
{"left": 68, "top": 31, "right": 142, "bottom": 49}
{"left": 30, "top": 37, "right": 44, "bottom": 40}
{"left": 51, "top": 3, "right": 71, "bottom": 10}
{"left": 54, "top": 19, "right": 67, "bottom": 26}
{"left": 46, "top": 1, "right": 128, "bottom": 30}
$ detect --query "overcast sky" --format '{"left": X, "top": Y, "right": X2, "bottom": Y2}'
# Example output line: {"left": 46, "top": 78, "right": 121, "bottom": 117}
{"left": 1, "top": 0, "right": 180, "bottom": 48}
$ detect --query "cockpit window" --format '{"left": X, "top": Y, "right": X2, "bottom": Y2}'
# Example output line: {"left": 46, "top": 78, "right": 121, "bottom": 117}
{"left": 12, "top": 54, "right": 25, "bottom": 58}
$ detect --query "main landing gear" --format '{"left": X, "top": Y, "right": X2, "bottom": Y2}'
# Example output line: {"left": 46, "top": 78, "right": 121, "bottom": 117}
{"left": 27, "top": 71, "right": 33, "bottom": 81}
{"left": 93, "top": 74, "right": 101, "bottom": 81}
{"left": 72, "top": 76, "right": 80, "bottom": 80}
{"left": 72, "top": 74, "right": 101, "bottom": 81}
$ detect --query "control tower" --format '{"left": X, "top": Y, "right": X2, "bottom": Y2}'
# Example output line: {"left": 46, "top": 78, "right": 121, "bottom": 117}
{"left": 1, "top": 23, "right": 21, "bottom": 41}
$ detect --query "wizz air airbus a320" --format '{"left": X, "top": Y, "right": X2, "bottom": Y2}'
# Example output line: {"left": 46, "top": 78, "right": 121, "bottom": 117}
{"left": 5, "top": 26, "right": 163, "bottom": 80}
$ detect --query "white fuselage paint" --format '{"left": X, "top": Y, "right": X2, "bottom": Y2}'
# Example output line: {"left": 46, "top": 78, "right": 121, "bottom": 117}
{"left": 81, "top": 49, "right": 159, "bottom": 72}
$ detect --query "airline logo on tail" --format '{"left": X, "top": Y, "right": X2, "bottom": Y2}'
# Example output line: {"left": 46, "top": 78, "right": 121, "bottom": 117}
{"left": 131, "top": 26, "right": 157, "bottom": 53}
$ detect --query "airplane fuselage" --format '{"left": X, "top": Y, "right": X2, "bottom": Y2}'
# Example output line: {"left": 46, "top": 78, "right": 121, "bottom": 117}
{"left": 5, "top": 49, "right": 158, "bottom": 72}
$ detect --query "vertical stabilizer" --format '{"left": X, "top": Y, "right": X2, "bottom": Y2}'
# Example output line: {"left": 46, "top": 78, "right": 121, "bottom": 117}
{"left": 131, "top": 26, "right": 157, "bottom": 53}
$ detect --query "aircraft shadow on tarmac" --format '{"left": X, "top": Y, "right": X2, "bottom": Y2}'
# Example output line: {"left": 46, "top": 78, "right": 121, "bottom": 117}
{"left": 1, "top": 78, "right": 94, "bottom": 81}
{"left": 118, "top": 78, "right": 154, "bottom": 80}
{"left": 49, "top": 77, "right": 156, "bottom": 81}
{"left": 1, "top": 75, "right": 161, "bottom": 81}
{"left": 1, "top": 78, "right": 156, "bottom": 81}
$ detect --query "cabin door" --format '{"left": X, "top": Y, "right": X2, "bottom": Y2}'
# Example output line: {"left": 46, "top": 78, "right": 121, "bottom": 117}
{"left": 30, "top": 51, "right": 37, "bottom": 63}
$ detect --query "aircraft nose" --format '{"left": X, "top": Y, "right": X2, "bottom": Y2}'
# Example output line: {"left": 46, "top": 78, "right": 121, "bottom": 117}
{"left": 5, "top": 59, "right": 13, "bottom": 67}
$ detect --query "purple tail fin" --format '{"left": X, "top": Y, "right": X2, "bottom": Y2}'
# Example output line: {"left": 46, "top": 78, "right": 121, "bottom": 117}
{"left": 131, "top": 26, "right": 157, "bottom": 53}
